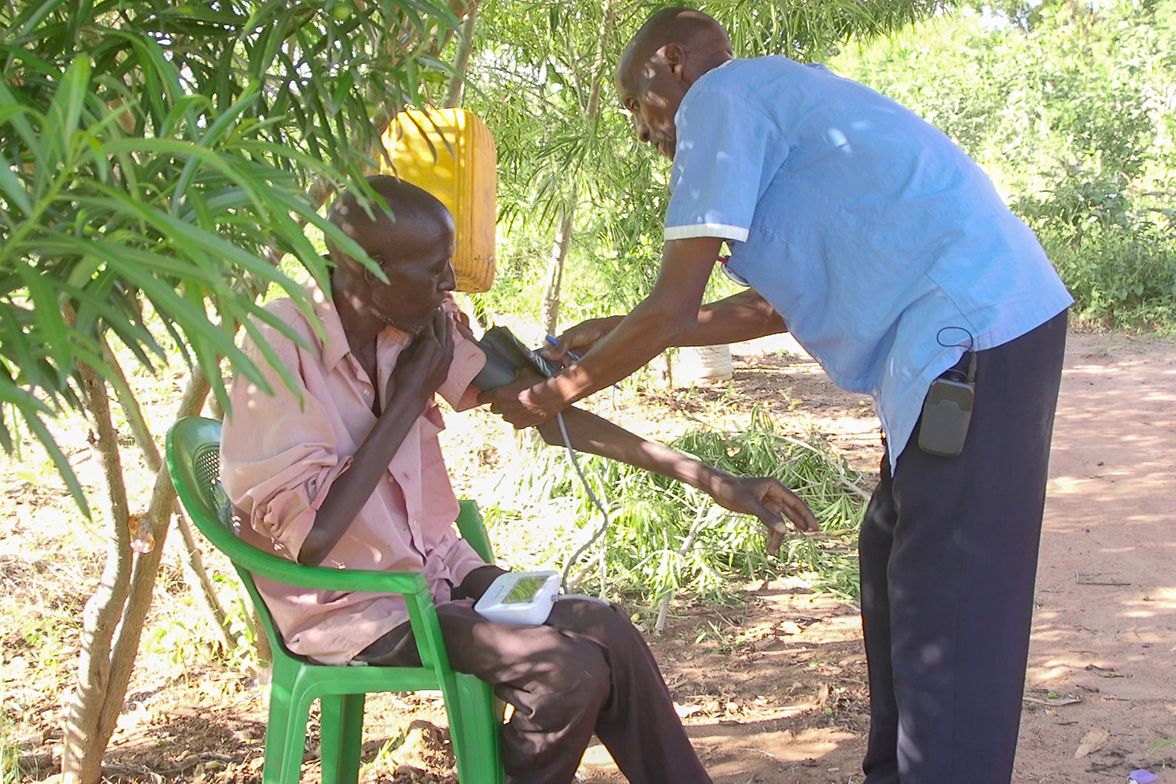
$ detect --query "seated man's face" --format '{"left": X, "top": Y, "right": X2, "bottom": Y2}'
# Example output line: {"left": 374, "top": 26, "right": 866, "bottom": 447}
{"left": 362, "top": 209, "right": 457, "bottom": 335}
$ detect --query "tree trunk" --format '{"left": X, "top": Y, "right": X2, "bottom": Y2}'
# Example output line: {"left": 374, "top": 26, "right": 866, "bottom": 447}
{"left": 538, "top": 0, "right": 614, "bottom": 335}
{"left": 61, "top": 315, "right": 135, "bottom": 783}
{"left": 542, "top": 201, "right": 576, "bottom": 336}
{"left": 444, "top": 0, "right": 480, "bottom": 108}
{"left": 101, "top": 339, "right": 236, "bottom": 653}
{"left": 61, "top": 370, "right": 212, "bottom": 782}
{"left": 99, "top": 371, "right": 212, "bottom": 752}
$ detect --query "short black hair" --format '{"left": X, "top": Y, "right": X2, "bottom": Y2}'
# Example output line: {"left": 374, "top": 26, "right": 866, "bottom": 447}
{"left": 620, "top": 6, "right": 729, "bottom": 76}
{"left": 325, "top": 175, "right": 448, "bottom": 261}
{"left": 630, "top": 6, "right": 725, "bottom": 52}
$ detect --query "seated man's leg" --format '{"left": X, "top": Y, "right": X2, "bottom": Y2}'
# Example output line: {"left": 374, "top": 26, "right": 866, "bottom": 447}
{"left": 357, "top": 599, "right": 606, "bottom": 783}
{"left": 545, "top": 598, "right": 712, "bottom": 784}
{"left": 355, "top": 597, "right": 709, "bottom": 784}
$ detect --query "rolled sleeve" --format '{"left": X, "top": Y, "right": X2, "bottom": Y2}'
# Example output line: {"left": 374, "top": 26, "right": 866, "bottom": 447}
{"left": 237, "top": 445, "right": 351, "bottom": 557}
{"left": 436, "top": 303, "right": 487, "bottom": 412}
{"left": 221, "top": 320, "right": 346, "bottom": 559}
{"left": 666, "top": 86, "right": 787, "bottom": 243}
{"left": 436, "top": 532, "right": 490, "bottom": 587}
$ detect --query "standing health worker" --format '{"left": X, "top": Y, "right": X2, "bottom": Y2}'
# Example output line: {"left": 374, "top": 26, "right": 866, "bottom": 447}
{"left": 482, "top": 7, "right": 1072, "bottom": 783}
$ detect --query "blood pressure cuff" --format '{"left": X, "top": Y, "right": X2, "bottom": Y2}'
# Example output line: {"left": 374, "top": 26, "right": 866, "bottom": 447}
{"left": 473, "top": 326, "right": 559, "bottom": 390}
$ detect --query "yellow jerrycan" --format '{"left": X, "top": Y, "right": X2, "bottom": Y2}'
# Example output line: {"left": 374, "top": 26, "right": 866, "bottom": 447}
{"left": 381, "top": 108, "right": 497, "bottom": 292}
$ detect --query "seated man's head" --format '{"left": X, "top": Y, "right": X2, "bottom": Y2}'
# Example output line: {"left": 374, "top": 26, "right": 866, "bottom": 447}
{"left": 617, "top": 6, "right": 732, "bottom": 159}
{"left": 327, "top": 175, "right": 456, "bottom": 335}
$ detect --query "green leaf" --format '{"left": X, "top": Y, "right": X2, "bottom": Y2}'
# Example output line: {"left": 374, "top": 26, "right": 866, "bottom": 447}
{"left": 0, "top": 148, "right": 33, "bottom": 216}
{"left": 45, "top": 54, "right": 91, "bottom": 163}
{"left": 14, "top": 259, "right": 71, "bottom": 380}
{"left": 6, "top": 0, "right": 69, "bottom": 41}
{"left": 0, "top": 377, "right": 90, "bottom": 517}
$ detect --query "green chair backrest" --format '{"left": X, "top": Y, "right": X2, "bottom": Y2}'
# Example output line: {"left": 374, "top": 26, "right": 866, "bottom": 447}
{"left": 166, "top": 416, "right": 296, "bottom": 659}
{"left": 165, "top": 415, "right": 495, "bottom": 661}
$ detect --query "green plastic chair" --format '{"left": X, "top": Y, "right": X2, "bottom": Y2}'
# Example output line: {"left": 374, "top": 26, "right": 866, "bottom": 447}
{"left": 165, "top": 416, "right": 503, "bottom": 784}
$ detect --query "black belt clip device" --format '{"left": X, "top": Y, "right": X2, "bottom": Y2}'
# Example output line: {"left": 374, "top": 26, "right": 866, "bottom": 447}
{"left": 917, "top": 349, "right": 976, "bottom": 458}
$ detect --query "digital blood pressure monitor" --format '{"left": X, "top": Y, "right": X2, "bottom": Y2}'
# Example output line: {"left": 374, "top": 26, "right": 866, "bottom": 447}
{"left": 474, "top": 570, "right": 561, "bottom": 625}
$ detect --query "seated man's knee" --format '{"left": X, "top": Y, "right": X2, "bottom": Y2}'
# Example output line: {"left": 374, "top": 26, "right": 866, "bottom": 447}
{"left": 506, "top": 635, "right": 609, "bottom": 728}
{"left": 557, "top": 632, "right": 610, "bottom": 699}
{"left": 551, "top": 597, "right": 643, "bottom": 648}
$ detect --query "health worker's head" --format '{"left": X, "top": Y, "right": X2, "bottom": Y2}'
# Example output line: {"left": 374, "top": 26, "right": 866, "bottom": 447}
{"left": 616, "top": 6, "right": 733, "bottom": 159}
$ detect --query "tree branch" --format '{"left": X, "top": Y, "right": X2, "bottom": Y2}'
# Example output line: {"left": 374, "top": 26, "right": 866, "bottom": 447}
{"left": 100, "top": 338, "right": 236, "bottom": 653}
{"left": 61, "top": 306, "right": 135, "bottom": 784}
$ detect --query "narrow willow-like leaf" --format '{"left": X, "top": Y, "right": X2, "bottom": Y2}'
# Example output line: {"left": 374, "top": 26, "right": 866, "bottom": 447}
{"left": 0, "top": 375, "right": 90, "bottom": 516}
{"left": 45, "top": 54, "right": 91, "bottom": 164}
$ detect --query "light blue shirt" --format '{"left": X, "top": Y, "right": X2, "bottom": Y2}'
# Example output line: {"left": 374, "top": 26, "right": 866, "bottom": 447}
{"left": 665, "top": 57, "right": 1072, "bottom": 470}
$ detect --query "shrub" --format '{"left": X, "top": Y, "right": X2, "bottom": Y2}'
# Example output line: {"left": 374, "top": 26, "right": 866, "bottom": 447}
{"left": 484, "top": 411, "right": 871, "bottom": 615}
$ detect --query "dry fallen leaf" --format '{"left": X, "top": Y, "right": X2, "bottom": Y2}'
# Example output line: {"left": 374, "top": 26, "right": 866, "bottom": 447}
{"left": 816, "top": 682, "right": 831, "bottom": 707}
{"left": 1023, "top": 693, "right": 1082, "bottom": 707}
{"left": 1074, "top": 727, "right": 1110, "bottom": 758}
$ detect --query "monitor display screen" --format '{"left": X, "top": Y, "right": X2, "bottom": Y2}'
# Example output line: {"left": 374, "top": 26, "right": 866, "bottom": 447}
{"left": 504, "top": 576, "right": 548, "bottom": 604}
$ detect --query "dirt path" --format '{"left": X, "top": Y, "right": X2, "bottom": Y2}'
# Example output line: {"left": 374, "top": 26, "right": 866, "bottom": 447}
{"left": 1019, "top": 333, "right": 1176, "bottom": 782}
{"left": 582, "top": 331, "right": 1176, "bottom": 783}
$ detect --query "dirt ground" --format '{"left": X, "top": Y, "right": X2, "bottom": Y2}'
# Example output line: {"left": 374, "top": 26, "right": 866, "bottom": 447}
{"left": 572, "top": 331, "right": 1176, "bottom": 784}
{"left": 3, "top": 330, "right": 1174, "bottom": 783}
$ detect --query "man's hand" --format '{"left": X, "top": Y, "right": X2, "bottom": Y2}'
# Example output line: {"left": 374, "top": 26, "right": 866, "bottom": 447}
{"left": 477, "top": 369, "right": 559, "bottom": 428}
{"left": 391, "top": 307, "right": 454, "bottom": 404}
{"left": 543, "top": 315, "right": 625, "bottom": 364}
{"left": 706, "top": 474, "right": 819, "bottom": 555}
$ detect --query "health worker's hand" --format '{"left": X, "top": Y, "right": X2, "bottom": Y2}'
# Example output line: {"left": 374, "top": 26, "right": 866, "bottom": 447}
{"left": 478, "top": 372, "right": 562, "bottom": 429}
{"left": 543, "top": 315, "right": 625, "bottom": 364}
{"left": 707, "top": 474, "right": 819, "bottom": 556}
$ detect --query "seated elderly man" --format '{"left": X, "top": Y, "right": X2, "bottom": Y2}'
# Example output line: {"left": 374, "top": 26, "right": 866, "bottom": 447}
{"left": 220, "top": 175, "right": 816, "bottom": 784}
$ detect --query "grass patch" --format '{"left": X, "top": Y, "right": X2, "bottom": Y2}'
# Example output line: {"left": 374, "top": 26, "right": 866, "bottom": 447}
{"left": 483, "top": 409, "right": 871, "bottom": 618}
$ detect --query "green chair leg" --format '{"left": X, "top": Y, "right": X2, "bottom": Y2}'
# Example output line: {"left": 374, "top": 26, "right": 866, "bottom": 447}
{"left": 262, "top": 676, "right": 295, "bottom": 784}
{"left": 320, "top": 693, "right": 365, "bottom": 784}
{"left": 282, "top": 689, "right": 320, "bottom": 784}
{"left": 452, "top": 674, "right": 503, "bottom": 784}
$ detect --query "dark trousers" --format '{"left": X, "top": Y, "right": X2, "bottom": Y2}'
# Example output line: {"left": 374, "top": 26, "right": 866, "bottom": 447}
{"left": 859, "top": 310, "right": 1067, "bottom": 783}
{"left": 357, "top": 571, "right": 711, "bottom": 784}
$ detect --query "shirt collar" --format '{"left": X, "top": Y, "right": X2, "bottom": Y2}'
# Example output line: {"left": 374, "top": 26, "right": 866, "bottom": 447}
{"left": 309, "top": 279, "right": 410, "bottom": 374}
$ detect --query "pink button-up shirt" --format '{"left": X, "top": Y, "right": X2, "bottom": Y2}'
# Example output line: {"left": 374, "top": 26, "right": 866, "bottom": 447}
{"left": 220, "top": 285, "right": 488, "bottom": 665}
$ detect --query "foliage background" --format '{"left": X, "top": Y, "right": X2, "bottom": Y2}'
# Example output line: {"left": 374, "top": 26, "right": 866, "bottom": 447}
{"left": 830, "top": 0, "right": 1174, "bottom": 328}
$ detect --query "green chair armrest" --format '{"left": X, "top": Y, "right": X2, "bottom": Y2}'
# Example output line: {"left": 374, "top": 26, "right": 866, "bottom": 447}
{"left": 234, "top": 544, "right": 445, "bottom": 668}
{"left": 456, "top": 500, "right": 494, "bottom": 563}
{"left": 225, "top": 543, "right": 429, "bottom": 595}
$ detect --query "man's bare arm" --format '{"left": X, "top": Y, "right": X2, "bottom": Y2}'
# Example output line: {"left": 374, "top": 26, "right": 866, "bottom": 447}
{"left": 677, "top": 289, "right": 787, "bottom": 346}
{"left": 533, "top": 403, "right": 818, "bottom": 541}
{"left": 547, "top": 289, "right": 786, "bottom": 362}
{"left": 535, "top": 407, "right": 714, "bottom": 492}
{"left": 299, "top": 311, "right": 453, "bottom": 565}
{"left": 481, "top": 237, "right": 722, "bottom": 427}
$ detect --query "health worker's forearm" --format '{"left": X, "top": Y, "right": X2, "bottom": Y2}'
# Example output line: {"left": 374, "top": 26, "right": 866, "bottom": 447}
{"left": 543, "top": 297, "right": 682, "bottom": 407}
{"left": 675, "top": 289, "right": 787, "bottom": 346}
{"left": 536, "top": 406, "right": 722, "bottom": 495}
{"left": 536, "top": 236, "right": 723, "bottom": 410}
